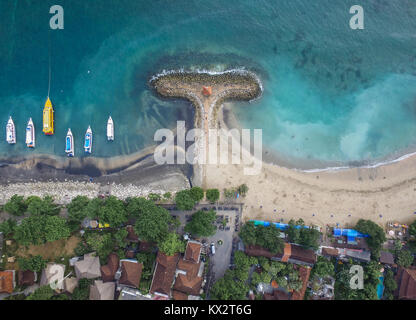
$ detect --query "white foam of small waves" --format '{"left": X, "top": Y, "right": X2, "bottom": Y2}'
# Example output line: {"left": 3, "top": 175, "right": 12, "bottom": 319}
{"left": 296, "top": 150, "right": 416, "bottom": 173}
{"left": 149, "top": 68, "right": 264, "bottom": 102}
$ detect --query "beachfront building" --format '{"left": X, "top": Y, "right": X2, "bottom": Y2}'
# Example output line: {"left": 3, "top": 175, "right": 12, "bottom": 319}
{"left": 245, "top": 242, "right": 317, "bottom": 267}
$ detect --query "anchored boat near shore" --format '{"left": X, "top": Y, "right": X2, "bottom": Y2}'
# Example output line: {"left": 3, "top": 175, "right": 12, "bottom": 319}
{"left": 65, "top": 128, "right": 74, "bottom": 157}
{"left": 107, "top": 116, "right": 114, "bottom": 141}
{"left": 43, "top": 97, "right": 54, "bottom": 135}
{"left": 84, "top": 126, "right": 92, "bottom": 154}
{"left": 26, "top": 118, "right": 35, "bottom": 148}
{"left": 6, "top": 117, "right": 16, "bottom": 144}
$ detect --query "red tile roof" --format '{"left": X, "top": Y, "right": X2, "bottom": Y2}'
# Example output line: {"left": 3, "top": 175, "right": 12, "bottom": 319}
{"left": 245, "top": 243, "right": 316, "bottom": 265}
{"left": 184, "top": 242, "right": 202, "bottom": 263}
{"left": 150, "top": 252, "right": 180, "bottom": 297}
{"left": 173, "top": 260, "right": 203, "bottom": 296}
{"left": 396, "top": 267, "right": 416, "bottom": 300}
{"left": 101, "top": 253, "right": 119, "bottom": 282}
{"left": 119, "top": 260, "right": 143, "bottom": 289}
{"left": 172, "top": 290, "right": 188, "bottom": 300}
{"left": 0, "top": 271, "right": 15, "bottom": 294}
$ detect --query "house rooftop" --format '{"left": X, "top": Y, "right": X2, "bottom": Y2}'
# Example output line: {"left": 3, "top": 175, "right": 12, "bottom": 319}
{"left": 380, "top": 251, "right": 395, "bottom": 265}
{"left": 173, "top": 260, "right": 203, "bottom": 296}
{"left": 245, "top": 243, "right": 316, "bottom": 266}
{"left": 396, "top": 267, "right": 416, "bottom": 300}
{"left": 18, "top": 270, "right": 37, "bottom": 287}
{"left": 321, "top": 247, "right": 339, "bottom": 257}
{"left": 74, "top": 253, "right": 101, "bottom": 279}
{"left": 101, "top": 253, "right": 119, "bottom": 282}
{"left": 184, "top": 241, "right": 202, "bottom": 263}
{"left": 0, "top": 270, "right": 15, "bottom": 294}
{"left": 119, "top": 260, "right": 143, "bottom": 289}
{"left": 150, "top": 252, "right": 180, "bottom": 297}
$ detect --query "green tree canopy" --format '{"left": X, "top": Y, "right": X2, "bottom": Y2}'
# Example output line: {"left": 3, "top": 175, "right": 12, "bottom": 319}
{"left": 312, "top": 256, "right": 335, "bottom": 278}
{"left": 125, "top": 197, "right": 153, "bottom": 218}
{"left": 26, "top": 195, "right": 61, "bottom": 216}
{"left": 206, "top": 189, "right": 220, "bottom": 203}
{"left": 26, "top": 285, "right": 55, "bottom": 300}
{"left": 134, "top": 203, "right": 173, "bottom": 244}
{"left": 0, "top": 219, "right": 17, "bottom": 236}
{"left": 158, "top": 232, "right": 185, "bottom": 256}
{"left": 67, "top": 196, "right": 90, "bottom": 223}
{"left": 85, "top": 233, "right": 114, "bottom": 262}
{"left": 397, "top": 249, "right": 414, "bottom": 268}
{"left": 14, "top": 215, "right": 70, "bottom": 246}
{"left": 355, "top": 219, "right": 386, "bottom": 256}
{"left": 237, "top": 184, "right": 249, "bottom": 197}
{"left": 189, "top": 187, "right": 204, "bottom": 202}
{"left": 410, "top": 220, "right": 416, "bottom": 237}
{"left": 72, "top": 278, "right": 93, "bottom": 300}
{"left": 175, "top": 190, "right": 196, "bottom": 211}
{"left": 17, "top": 255, "right": 47, "bottom": 272}
{"left": 86, "top": 196, "right": 127, "bottom": 227}
{"left": 239, "top": 221, "right": 284, "bottom": 254}
{"left": 184, "top": 210, "right": 216, "bottom": 237}
{"left": 210, "top": 269, "right": 249, "bottom": 300}
{"left": 4, "top": 195, "right": 27, "bottom": 216}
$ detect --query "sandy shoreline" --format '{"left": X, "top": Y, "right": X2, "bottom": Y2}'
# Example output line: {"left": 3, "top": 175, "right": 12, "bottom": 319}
{"left": 208, "top": 102, "right": 416, "bottom": 228}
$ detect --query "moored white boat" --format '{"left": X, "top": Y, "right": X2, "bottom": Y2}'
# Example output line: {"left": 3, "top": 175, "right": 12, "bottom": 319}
{"left": 107, "top": 116, "right": 114, "bottom": 141}
{"left": 6, "top": 116, "right": 16, "bottom": 144}
{"left": 84, "top": 126, "right": 92, "bottom": 153}
{"left": 26, "top": 118, "right": 35, "bottom": 148}
{"left": 65, "top": 128, "right": 74, "bottom": 157}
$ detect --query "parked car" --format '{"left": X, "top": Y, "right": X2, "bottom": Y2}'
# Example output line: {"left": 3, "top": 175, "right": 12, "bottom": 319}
{"left": 225, "top": 226, "right": 230, "bottom": 231}
{"left": 210, "top": 243, "right": 216, "bottom": 255}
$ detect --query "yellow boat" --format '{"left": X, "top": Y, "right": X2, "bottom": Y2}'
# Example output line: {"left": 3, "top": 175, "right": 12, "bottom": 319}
{"left": 43, "top": 97, "right": 54, "bottom": 135}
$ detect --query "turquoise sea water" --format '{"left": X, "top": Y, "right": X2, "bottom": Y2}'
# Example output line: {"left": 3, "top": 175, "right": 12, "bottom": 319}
{"left": 1, "top": 0, "right": 416, "bottom": 168}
